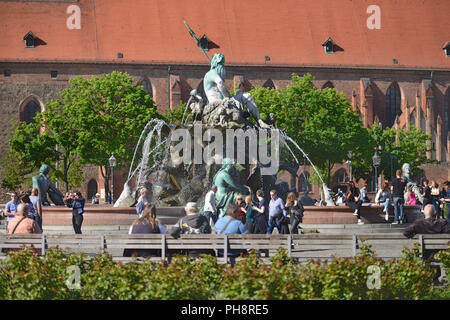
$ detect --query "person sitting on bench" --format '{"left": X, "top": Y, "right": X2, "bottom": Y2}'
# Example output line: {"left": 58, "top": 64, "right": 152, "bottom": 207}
{"left": 215, "top": 203, "right": 249, "bottom": 258}
{"left": 403, "top": 204, "right": 450, "bottom": 239}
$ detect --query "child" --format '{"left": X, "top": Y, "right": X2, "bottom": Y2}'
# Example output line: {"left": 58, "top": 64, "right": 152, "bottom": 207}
{"left": 407, "top": 187, "right": 417, "bottom": 205}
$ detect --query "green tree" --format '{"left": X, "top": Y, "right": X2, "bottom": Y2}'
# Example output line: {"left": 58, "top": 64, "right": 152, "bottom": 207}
{"left": 0, "top": 149, "right": 33, "bottom": 191}
{"left": 44, "top": 71, "right": 161, "bottom": 195}
{"left": 251, "top": 73, "right": 370, "bottom": 186}
{"left": 7, "top": 71, "right": 161, "bottom": 194}
{"left": 8, "top": 103, "right": 86, "bottom": 192}
{"left": 165, "top": 102, "right": 187, "bottom": 125}
{"left": 367, "top": 123, "right": 436, "bottom": 180}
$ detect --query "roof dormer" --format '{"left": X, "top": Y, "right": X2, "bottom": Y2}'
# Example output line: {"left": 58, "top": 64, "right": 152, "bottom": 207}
{"left": 443, "top": 41, "right": 450, "bottom": 58}
{"left": 322, "top": 37, "right": 335, "bottom": 54}
{"left": 23, "top": 31, "right": 36, "bottom": 48}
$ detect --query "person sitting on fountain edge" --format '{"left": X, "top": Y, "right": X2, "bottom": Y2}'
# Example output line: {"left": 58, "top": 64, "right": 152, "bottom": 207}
{"left": 375, "top": 182, "right": 392, "bottom": 222}
{"left": 345, "top": 181, "right": 364, "bottom": 225}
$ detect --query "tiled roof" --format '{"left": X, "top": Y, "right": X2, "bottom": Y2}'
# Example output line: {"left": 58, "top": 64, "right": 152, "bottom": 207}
{"left": 0, "top": 0, "right": 449, "bottom": 69}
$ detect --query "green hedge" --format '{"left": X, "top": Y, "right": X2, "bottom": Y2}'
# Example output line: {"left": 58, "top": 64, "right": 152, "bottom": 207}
{"left": 0, "top": 244, "right": 448, "bottom": 300}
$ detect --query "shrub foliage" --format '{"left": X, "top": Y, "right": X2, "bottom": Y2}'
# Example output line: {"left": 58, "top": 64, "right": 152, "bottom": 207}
{"left": 0, "top": 245, "right": 447, "bottom": 300}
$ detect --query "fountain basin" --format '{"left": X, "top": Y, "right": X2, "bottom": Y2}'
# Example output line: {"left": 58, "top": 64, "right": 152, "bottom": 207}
{"left": 42, "top": 205, "right": 184, "bottom": 226}
{"left": 41, "top": 204, "right": 423, "bottom": 226}
{"left": 302, "top": 204, "right": 422, "bottom": 224}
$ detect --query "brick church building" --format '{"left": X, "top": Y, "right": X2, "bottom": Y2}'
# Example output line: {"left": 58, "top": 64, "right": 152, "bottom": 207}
{"left": 0, "top": 0, "right": 449, "bottom": 201}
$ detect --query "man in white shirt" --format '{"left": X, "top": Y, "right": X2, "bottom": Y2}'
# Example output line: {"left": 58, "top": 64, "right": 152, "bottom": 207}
{"left": 203, "top": 186, "right": 218, "bottom": 224}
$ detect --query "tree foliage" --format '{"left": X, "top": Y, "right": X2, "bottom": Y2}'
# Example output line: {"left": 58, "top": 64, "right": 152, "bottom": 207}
{"left": 6, "top": 71, "right": 161, "bottom": 193}
{"left": 368, "top": 123, "right": 436, "bottom": 177}
{"left": 251, "top": 73, "right": 370, "bottom": 185}
{"left": 251, "top": 74, "right": 437, "bottom": 186}
{"left": 49, "top": 71, "right": 160, "bottom": 169}
{"left": 0, "top": 149, "right": 33, "bottom": 191}
{"left": 7, "top": 114, "right": 83, "bottom": 192}
{"left": 165, "top": 102, "right": 187, "bottom": 125}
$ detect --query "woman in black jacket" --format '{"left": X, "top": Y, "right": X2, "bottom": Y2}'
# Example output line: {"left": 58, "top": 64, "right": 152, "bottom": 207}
{"left": 285, "top": 192, "right": 304, "bottom": 234}
{"left": 346, "top": 181, "right": 364, "bottom": 225}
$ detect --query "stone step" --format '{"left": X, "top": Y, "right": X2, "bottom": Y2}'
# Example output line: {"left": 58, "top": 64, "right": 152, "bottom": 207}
{"left": 299, "top": 222, "right": 409, "bottom": 234}
{"left": 0, "top": 223, "right": 409, "bottom": 235}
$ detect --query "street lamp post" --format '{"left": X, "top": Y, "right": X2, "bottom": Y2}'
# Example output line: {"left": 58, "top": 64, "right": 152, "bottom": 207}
{"left": 389, "top": 154, "right": 397, "bottom": 181}
{"left": 108, "top": 154, "right": 117, "bottom": 204}
{"left": 372, "top": 150, "right": 381, "bottom": 192}
{"left": 347, "top": 151, "right": 353, "bottom": 182}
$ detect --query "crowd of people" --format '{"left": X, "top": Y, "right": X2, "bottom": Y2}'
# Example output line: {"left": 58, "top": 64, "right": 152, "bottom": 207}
{"left": 3, "top": 176, "right": 448, "bottom": 246}
{"left": 3, "top": 189, "right": 43, "bottom": 235}
{"left": 334, "top": 171, "right": 450, "bottom": 225}
{"left": 2, "top": 189, "right": 87, "bottom": 235}
{"left": 124, "top": 187, "right": 305, "bottom": 258}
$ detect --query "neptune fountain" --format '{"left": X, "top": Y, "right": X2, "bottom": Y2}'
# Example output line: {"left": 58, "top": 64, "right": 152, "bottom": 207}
{"left": 115, "top": 23, "right": 334, "bottom": 209}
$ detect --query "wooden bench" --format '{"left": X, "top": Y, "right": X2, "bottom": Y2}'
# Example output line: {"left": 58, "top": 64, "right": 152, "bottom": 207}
{"left": 105, "top": 234, "right": 166, "bottom": 263}
{"left": 356, "top": 234, "right": 421, "bottom": 259}
{"left": 291, "top": 234, "right": 356, "bottom": 260}
{"left": 45, "top": 234, "right": 104, "bottom": 256}
{"left": 0, "top": 233, "right": 449, "bottom": 266}
{"left": 421, "top": 234, "right": 450, "bottom": 251}
{"left": 0, "top": 234, "right": 45, "bottom": 258}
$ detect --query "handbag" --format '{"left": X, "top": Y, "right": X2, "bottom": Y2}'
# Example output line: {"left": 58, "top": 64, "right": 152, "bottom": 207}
{"left": 293, "top": 208, "right": 304, "bottom": 219}
{"left": 279, "top": 214, "right": 290, "bottom": 225}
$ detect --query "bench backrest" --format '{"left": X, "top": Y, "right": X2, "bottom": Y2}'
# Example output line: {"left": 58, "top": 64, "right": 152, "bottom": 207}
{"left": 420, "top": 234, "right": 450, "bottom": 250}
{"left": 1, "top": 233, "right": 449, "bottom": 260}
{"left": 0, "top": 234, "right": 44, "bottom": 255}
{"left": 45, "top": 234, "right": 104, "bottom": 255}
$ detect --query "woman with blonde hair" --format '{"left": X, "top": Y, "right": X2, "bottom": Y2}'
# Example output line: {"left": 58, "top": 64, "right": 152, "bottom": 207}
{"left": 129, "top": 203, "right": 166, "bottom": 235}
{"left": 124, "top": 204, "right": 166, "bottom": 258}
{"left": 135, "top": 187, "right": 150, "bottom": 218}
{"left": 285, "top": 192, "right": 304, "bottom": 234}
{"left": 244, "top": 195, "right": 255, "bottom": 233}
{"left": 375, "top": 181, "right": 392, "bottom": 221}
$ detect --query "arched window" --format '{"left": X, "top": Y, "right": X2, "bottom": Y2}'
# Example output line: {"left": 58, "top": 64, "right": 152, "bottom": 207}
{"left": 138, "top": 78, "right": 153, "bottom": 98}
{"left": 298, "top": 172, "right": 311, "bottom": 192}
{"left": 445, "top": 88, "right": 449, "bottom": 135}
{"left": 332, "top": 169, "right": 349, "bottom": 185}
{"left": 87, "top": 179, "right": 98, "bottom": 200}
{"left": 386, "top": 83, "right": 402, "bottom": 127}
{"left": 20, "top": 98, "right": 41, "bottom": 123}
{"left": 262, "top": 79, "right": 276, "bottom": 89}
{"left": 322, "top": 81, "right": 334, "bottom": 89}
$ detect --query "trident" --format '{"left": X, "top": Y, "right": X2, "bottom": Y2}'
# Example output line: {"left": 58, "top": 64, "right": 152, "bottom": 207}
{"left": 183, "top": 19, "right": 211, "bottom": 63}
